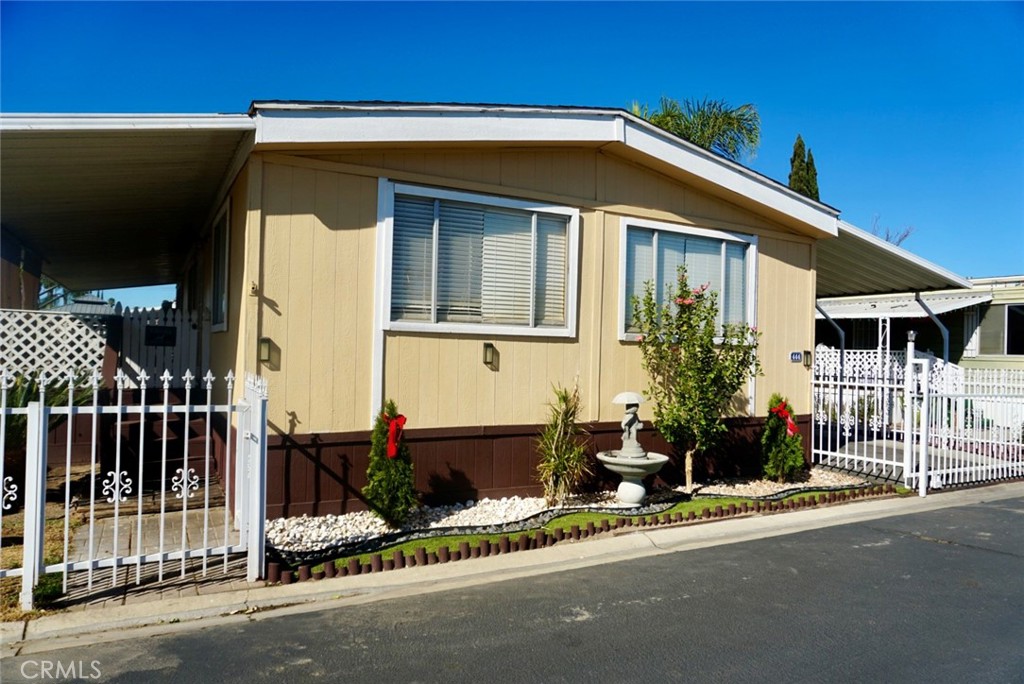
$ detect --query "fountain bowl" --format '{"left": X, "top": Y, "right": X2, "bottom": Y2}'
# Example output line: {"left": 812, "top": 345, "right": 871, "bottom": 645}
{"left": 596, "top": 451, "right": 669, "bottom": 505}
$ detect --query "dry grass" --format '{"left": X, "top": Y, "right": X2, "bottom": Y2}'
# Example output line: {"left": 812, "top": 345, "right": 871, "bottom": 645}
{"left": 1, "top": 502, "right": 82, "bottom": 622}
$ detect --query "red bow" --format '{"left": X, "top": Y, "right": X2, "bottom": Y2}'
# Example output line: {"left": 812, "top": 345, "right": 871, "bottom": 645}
{"left": 384, "top": 414, "right": 407, "bottom": 458}
{"left": 770, "top": 402, "right": 798, "bottom": 438}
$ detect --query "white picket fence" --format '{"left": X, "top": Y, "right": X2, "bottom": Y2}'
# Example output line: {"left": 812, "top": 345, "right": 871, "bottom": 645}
{"left": 0, "top": 306, "right": 206, "bottom": 388}
{"left": 0, "top": 368, "right": 267, "bottom": 610}
{"left": 118, "top": 307, "right": 207, "bottom": 388}
{"left": 812, "top": 343, "right": 1024, "bottom": 494}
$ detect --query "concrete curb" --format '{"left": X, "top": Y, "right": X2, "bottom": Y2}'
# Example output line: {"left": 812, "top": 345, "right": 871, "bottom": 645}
{"left": 4, "top": 481, "right": 1023, "bottom": 655}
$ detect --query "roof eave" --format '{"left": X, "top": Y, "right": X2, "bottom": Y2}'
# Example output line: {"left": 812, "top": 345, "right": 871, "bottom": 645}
{"left": 249, "top": 102, "right": 840, "bottom": 238}
{"left": 0, "top": 113, "right": 256, "bottom": 131}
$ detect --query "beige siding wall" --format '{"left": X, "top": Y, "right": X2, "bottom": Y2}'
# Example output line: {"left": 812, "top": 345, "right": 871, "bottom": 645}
{"left": 259, "top": 162, "right": 378, "bottom": 434}
{"left": 755, "top": 237, "right": 816, "bottom": 413}
{"left": 257, "top": 148, "right": 818, "bottom": 432}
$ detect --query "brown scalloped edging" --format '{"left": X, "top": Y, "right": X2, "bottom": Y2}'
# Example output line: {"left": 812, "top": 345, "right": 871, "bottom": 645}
{"left": 264, "top": 484, "right": 901, "bottom": 583}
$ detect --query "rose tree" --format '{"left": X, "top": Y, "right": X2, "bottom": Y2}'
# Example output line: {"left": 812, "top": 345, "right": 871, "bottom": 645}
{"left": 633, "top": 268, "right": 761, "bottom": 491}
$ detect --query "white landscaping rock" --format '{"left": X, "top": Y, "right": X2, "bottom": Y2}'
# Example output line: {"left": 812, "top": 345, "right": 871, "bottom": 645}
{"left": 265, "top": 466, "right": 870, "bottom": 553}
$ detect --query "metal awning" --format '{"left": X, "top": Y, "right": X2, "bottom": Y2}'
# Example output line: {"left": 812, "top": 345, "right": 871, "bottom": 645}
{"left": 2, "top": 109, "right": 968, "bottom": 299}
{"left": 816, "top": 291, "right": 992, "bottom": 320}
{"left": 0, "top": 114, "right": 255, "bottom": 290}
{"left": 816, "top": 221, "right": 970, "bottom": 297}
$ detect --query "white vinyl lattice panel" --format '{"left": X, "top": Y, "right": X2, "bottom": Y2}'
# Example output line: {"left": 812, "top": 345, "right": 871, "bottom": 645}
{"left": 0, "top": 309, "right": 106, "bottom": 376}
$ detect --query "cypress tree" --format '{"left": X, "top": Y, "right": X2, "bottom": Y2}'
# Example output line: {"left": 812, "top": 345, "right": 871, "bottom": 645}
{"left": 788, "top": 134, "right": 807, "bottom": 194}
{"left": 805, "top": 149, "right": 819, "bottom": 201}
{"left": 362, "top": 399, "right": 418, "bottom": 526}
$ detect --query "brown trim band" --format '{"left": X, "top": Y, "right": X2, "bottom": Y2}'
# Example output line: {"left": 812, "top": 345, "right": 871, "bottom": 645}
{"left": 264, "top": 415, "right": 811, "bottom": 520}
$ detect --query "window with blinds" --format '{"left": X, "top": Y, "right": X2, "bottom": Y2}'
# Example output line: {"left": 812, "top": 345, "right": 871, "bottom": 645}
{"left": 390, "top": 191, "right": 571, "bottom": 331}
{"left": 622, "top": 222, "right": 753, "bottom": 335}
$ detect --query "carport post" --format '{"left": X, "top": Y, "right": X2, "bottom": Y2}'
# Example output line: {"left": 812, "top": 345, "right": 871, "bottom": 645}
{"left": 915, "top": 293, "right": 950, "bottom": 364}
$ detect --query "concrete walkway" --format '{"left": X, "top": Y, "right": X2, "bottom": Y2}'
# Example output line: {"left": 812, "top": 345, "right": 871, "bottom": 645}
{"left": 3, "top": 481, "right": 1023, "bottom": 657}
{"left": 61, "top": 505, "right": 250, "bottom": 610}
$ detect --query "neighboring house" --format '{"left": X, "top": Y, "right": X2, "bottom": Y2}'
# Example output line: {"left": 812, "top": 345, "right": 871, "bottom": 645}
{"left": 816, "top": 274, "right": 1024, "bottom": 370}
{"left": 0, "top": 102, "right": 967, "bottom": 517}
{"left": 968, "top": 275, "right": 1024, "bottom": 370}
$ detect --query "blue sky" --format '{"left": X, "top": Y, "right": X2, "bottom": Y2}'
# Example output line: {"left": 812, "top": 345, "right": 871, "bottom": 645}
{"left": 2, "top": 1, "right": 1022, "bottom": 307}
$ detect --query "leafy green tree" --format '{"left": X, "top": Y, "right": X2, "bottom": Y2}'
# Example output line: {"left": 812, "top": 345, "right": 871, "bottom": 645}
{"left": 362, "top": 400, "right": 417, "bottom": 526}
{"left": 631, "top": 97, "right": 761, "bottom": 162}
{"left": 633, "top": 268, "right": 762, "bottom": 492}
{"left": 37, "top": 275, "right": 90, "bottom": 310}
{"left": 760, "top": 393, "right": 806, "bottom": 483}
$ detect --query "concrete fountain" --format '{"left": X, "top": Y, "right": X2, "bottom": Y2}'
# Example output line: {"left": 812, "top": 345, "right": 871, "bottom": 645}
{"left": 596, "top": 391, "right": 669, "bottom": 505}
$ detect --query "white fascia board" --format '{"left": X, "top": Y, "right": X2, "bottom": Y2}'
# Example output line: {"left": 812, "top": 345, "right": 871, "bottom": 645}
{"left": 622, "top": 120, "right": 839, "bottom": 237}
{"left": 250, "top": 103, "right": 839, "bottom": 235}
{"left": 815, "top": 291, "right": 992, "bottom": 319}
{"left": 254, "top": 109, "right": 619, "bottom": 145}
{"left": 837, "top": 221, "right": 972, "bottom": 289}
{"left": 0, "top": 114, "right": 255, "bottom": 131}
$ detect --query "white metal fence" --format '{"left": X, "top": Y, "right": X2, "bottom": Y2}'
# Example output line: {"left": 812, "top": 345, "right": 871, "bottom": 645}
{"left": 812, "top": 342, "right": 1024, "bottom": 494}
{"left": 0, "top": 368, "right": 267, "bottom": 610}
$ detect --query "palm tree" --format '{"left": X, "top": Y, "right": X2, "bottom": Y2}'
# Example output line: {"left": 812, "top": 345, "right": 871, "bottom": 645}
{"left": 631, "top": 97, "right": 761, "bottom": 163}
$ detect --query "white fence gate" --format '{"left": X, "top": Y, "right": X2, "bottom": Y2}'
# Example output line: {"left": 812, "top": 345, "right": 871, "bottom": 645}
{"left": 118, "top": 306, "right": 208, "bottom": 387}
{"left": 812, "top": 342, "right": 1024, "bottom": 495}
{"left": 0, "top": 368, "right": 267, "bottom": 610}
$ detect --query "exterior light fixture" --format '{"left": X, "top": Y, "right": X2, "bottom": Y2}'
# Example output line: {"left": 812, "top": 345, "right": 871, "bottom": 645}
{"left": 802, "top": 350, "right": 813, "bottom": 369}
{"left": 482, "top": 342, "right": 498, "bottom": 370}
{"left": 258, "top": 337, "right": 272, "bottom": 364}
{"left": 907, "top": 330, "right": 917, "bottom": 343}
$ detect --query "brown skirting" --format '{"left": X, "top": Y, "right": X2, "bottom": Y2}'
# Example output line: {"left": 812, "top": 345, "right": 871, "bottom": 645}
{"left": 264, "top": 415, "right": 812, "bottom": 520}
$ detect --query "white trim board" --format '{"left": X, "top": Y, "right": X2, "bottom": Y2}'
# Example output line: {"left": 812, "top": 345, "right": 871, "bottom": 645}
{"left": 250, "top": 104, "right": 839, "bottom": 239}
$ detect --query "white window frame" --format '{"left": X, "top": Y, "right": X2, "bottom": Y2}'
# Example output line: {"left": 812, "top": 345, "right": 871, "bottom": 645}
{"left": 210, "top": 201, "right": 230, "bottom": 333}
{"left": 378, "top": 181, "right": 580, "bottom": 338}
{"left": 617, "top": 216, "right": 758, "bottom": 342}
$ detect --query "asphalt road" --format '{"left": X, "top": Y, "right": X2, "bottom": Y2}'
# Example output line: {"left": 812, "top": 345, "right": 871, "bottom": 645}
{"left": 4, "top": 496, "right": 1023, "bottom": 684}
